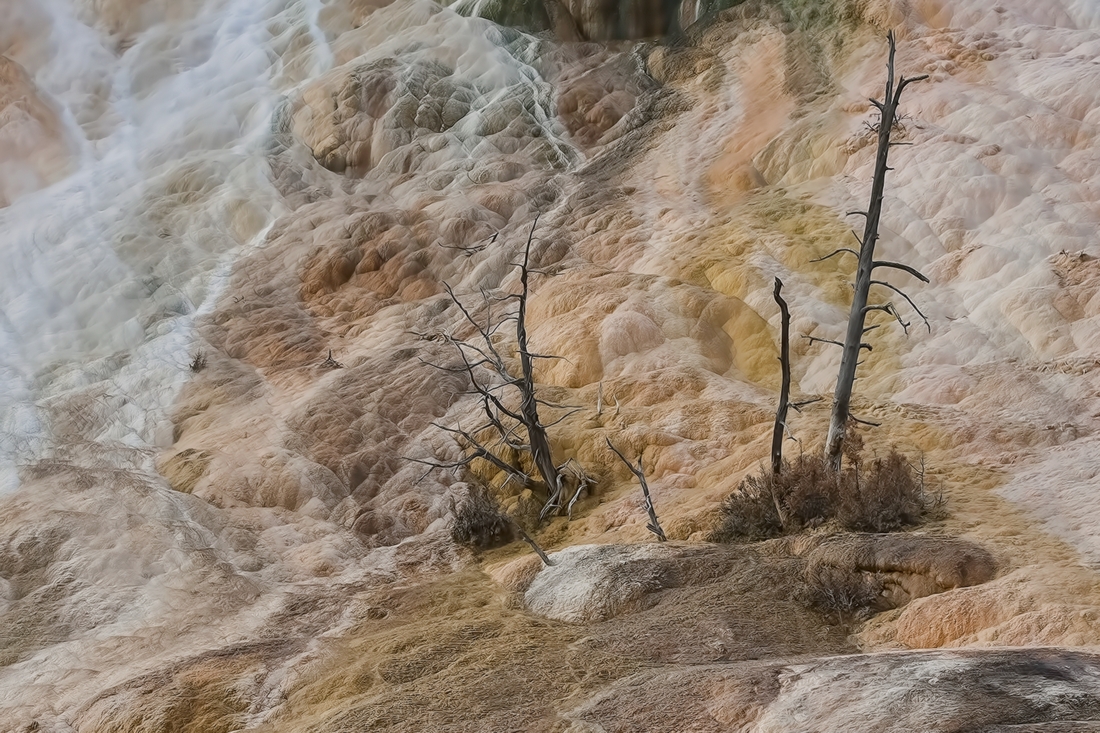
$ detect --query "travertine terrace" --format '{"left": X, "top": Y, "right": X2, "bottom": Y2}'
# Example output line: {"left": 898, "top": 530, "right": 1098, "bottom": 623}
{"left": 4, "top": 0, "right": 1100, "bottom": 729}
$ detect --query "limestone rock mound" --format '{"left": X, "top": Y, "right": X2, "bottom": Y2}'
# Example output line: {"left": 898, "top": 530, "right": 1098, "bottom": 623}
{"left": 796, "top": 532, "right": 997, "bottom": 609}
{"left": 558, "top": 648, "right": 1100, "bottom": 733}
{"left": 523, "top": 542, "right": 723, "bottom": 622}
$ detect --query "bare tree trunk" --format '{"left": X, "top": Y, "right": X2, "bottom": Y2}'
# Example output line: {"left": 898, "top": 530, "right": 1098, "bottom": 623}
{"left": 825, "top": 31, "right": 928, "bottom": 471}
{"left": 515, "top": 230, "right": 562, "bottom": 513}
{"left": 771, "top": 278, "right": 791, "bottom": 476}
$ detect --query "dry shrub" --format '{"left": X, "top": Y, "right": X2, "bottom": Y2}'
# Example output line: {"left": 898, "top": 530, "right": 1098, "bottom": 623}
{"left": 847, "top": 451, "right": 930, "bottom": 532}
{"left": 451, "top": 486, "right": 513, "bottom": 550}
{"left": 710, "top": 449, "right": 936, "bottom": 543}
{"left": 709, "top": 476, "right": 783, "bottom": 543}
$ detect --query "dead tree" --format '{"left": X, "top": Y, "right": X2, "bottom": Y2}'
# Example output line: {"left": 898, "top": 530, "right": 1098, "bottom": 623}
{"left": 606, "top": 438, "right": 666, "bottom": 542}
{"left": 514, "top": 223, "right": 567, "bottom": 517}
{"left": 410, "top": 217, "right": 582, "bottom": 520}
{"left": 820, "top": 31, "right": 929, "bottom": 471}
{"left": 771, "top": 278, "right": 792, "bottom": 475}
{"left": 769, "top": 279, "right": 821, "bottom": 473}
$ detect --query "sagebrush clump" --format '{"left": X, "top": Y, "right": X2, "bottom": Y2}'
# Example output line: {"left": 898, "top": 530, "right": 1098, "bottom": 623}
{"left": 451, "top": 486, "right": 513, "bottom": 549}
{"left": 802, "top": 564, "right": 884, "bottom": 622}
{"left": 710, "top": 449, "right": 936, "bottom": 543}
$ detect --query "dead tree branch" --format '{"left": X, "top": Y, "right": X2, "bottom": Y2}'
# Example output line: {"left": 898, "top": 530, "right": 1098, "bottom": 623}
{"left": 803, "top": 334, "right": 872, "bottom": 352}
{"left": 606, "top": 438, "right": 666, "bottom": 542}
{"left": 810, "top": 248, "right": 859, "bottom": 264}
{"left": 509, "top": 518, "right": 554, "bottom": 566}
{"left": 863, "top": 302, "right": 911, "bottom": 335}
{"left": 871, "top": 259, "right": 930, "bottom": 283}
{"left": 790, "top": 396, "right": 823, "bottom": 413}
{"left": 871, "top": 279, "right": 931, "bottom": 332}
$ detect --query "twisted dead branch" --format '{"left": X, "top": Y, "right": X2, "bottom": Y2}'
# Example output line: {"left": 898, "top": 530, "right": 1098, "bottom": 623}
{"left": 606, "top": 438, "right": 666, "bottom": 542}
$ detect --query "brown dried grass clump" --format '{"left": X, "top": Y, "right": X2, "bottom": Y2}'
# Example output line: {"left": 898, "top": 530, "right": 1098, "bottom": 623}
{"left": 710, "top": 449, "right": 937, "bottom": 543}
{"left": 259, "top": 550, "right": 855, "bottom": 733}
